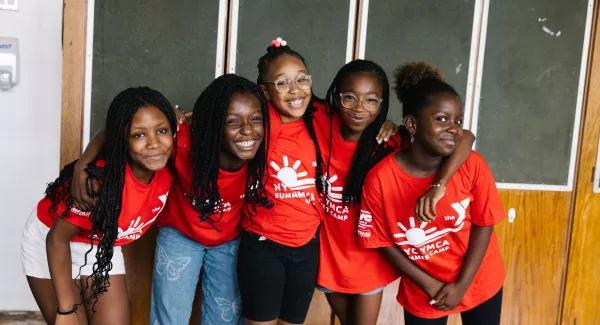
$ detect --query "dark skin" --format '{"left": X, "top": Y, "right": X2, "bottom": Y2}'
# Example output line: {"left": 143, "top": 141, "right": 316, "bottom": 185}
{"left": 219, "top": 92, "right": 265, "bottom": 172}
{"left": 380, "top": 93, "right": 493, "bottom": 311}
{"left": 326, "top": 74, "right": 475, "bottom": 325}
{"left": 70, "top": 107, "right": 189, "bottom": 210}
{"left": 27, "top": 106, "right": 174, "bottom": 325}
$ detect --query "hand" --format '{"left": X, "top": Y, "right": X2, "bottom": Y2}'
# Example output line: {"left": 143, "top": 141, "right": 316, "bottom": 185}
{"left": 173, "top": 105, "right": 193, "bottom": 130}
{"left": 70, "top": 162, "right": 99, "bottom": 211}
{"left": 431, "top": 282, "right": 469, "bottom": 311}
{"left": 414, "top": 185, "right": 446, "bottom": 222}
{"left": 55, "top": 313, "right": 81, "bottom": 325}
{"left": 376, "top": 120, "right": 399, "bottom": 144}
{"left": 424, "top": 278, "right": 446, "bottom": 300}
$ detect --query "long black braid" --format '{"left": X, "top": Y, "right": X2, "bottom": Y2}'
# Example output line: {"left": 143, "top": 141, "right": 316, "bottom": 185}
{"left": 325, "top": 59, "right": 400, "bottom": 205}
{"left": 46, "top": 86, "right": 177, "bottom": 309}
{"left": 257, "top": 43, "right": 326, "bottom": 194}
{"left": 189, "top": 74, "right": 272, "bottom": 229}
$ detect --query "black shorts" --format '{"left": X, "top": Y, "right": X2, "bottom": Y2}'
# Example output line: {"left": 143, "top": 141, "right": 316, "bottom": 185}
{"left": 237, "top": 231, "right": 319, "bottom": 324}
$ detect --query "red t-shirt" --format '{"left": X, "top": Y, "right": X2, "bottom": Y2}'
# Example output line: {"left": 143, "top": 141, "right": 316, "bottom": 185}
{"left": 156, "top": 123, "right": 248, "bottom": 247}
{"left": 359, "top": 150, "right": 505, "bottom": 318}
{"left": 37, "top": 160, "right": 173, "bottom": 246}
{"left": 313, "top": 109, "right": 402, "bottom": 293}
{"left": 242, "top": 102, "right": 324, "bottom": 247}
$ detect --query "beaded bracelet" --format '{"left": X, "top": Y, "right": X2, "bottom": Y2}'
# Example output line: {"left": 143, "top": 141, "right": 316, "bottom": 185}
{"left": 431, "top": 184, "right": 446, "bottom": 191}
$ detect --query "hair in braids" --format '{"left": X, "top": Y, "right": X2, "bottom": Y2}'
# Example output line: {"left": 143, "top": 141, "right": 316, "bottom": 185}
{"left": 256, "top": 41, "right": 326, "bottom": 194}
{"left": 45, "top": 86, "right": 177, "bottom": 308}
{"left": 325, "top": 59, "right": 399, "bottom": 205}
{"left": 189, "top": 74, "right": 272, "bottom": 229}
{"left": 393, "top": 62, "right": 459, "bottom": 117}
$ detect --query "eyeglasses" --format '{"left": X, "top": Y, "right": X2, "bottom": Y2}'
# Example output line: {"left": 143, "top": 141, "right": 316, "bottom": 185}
{"left": 339, "top": 93, "right": 383, "bottom": 112}
{"left": 263, "top": 75, "right": 312, "bottom": 93}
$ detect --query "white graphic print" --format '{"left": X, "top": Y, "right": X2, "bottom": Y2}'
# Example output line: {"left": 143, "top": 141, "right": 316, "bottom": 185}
{"left": 270, "top": 155, "right": 315, "bottom": 190}
{"left": 325, "top": 174, "right": 344, "bottom": 203}
{"left": 323, "top": 174, "right": 349, "bottom": 221}
{"left": 357, "top": 210, "right": 372, "bottom": 237}
{"left": 117, "top": 193, "right": 168, "bottom": 241}
{"left": 155, "top": 245, "right": 192, "bottom": 281}
{"left": 215, "top": 296, "right": 241, "bottom": 322}
{"left": 393, "top": 198, "right": 471, "bottom": 261}
{"left": 270, "top": 155, "right": 317, "bottom": 204}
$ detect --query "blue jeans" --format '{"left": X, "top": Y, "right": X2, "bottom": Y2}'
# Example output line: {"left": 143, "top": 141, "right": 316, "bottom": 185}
{"left": 150, "top": 226, "right": 242, "bottom": 325}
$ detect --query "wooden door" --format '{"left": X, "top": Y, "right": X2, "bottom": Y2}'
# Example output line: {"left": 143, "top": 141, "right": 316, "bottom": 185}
{"left": 561, "top": 3, "right": 600, "bottom": 324}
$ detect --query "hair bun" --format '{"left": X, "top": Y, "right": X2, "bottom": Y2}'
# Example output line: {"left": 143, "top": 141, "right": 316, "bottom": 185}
{"left": 393, "top": 62, "right": 444, "bottom": 103}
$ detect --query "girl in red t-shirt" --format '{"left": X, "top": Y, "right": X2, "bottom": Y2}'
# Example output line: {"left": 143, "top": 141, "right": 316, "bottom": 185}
{"left": 21, "top": 87, "right": 178, "bottom": 325}
{"left": 150, "top": 74, "right": 271, "bottom": 325}
{"left": 314, "top": 60, "right": 476, "bottom": 325}
{"left": 237, "top": 39, "right": 398, "bottom": 325}
{"left": 70, "top": 75, "right": 272, "bottom": 325}
{"left": 237, "top": 38, "right": 328, "bottom": 325}
{"left": 359, "top": 63, "right": 505, "bottom": 325}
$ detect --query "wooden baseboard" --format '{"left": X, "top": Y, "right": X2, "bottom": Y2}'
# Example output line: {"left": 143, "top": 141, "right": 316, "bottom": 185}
{"left": 0, "top": 311, "right": 43, "bottom": 321}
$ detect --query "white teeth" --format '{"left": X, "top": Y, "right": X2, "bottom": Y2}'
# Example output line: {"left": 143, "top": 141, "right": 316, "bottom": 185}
{"left": 236, "top": 140, "right": 255, "bottom": 148}
{"left": 288, "top": 99, "right": 303, "bottom": 107}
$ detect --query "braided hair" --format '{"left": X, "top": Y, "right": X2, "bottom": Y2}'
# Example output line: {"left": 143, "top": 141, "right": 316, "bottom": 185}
{"left": 189, "top": 74, "right": 271, "bottom": 229}
{"left": 325, "top": 59, "right": 399, "bottom": 205}
{"left": 257, "top": 42, "right": 326, "bottom": 194}
{"left": 45, "top": 86, "right": 178, "bottom": 308}
{"left": 393, "top": 62, "right": 460, "bottom": 117}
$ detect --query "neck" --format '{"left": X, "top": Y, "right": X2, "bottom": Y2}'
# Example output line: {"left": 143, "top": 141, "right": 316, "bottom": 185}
{"left": 395, "top": 146, "right": 443, "bottom": 177}
{"left": 280, "top": 115, "right": 302, "bottom": 124}
{"left": 340, "top": 124, "right": 362, "bottom": 142}
{"left": 129, "top": 165, "right": 155, "bottom": 184}
{"left": 219, "top": 151, "right": 246, "bottom": 172}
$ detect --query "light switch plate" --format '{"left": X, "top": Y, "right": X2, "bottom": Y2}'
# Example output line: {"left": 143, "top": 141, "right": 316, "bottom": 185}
{"left": 0, "top": 0, "right": 19, "bottom": 11}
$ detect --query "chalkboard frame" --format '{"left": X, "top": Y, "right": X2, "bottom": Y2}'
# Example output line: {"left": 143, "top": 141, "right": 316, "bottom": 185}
{"left": 80, "top": 0, "right": 229, "bottom": 150}
{"left": 470, "top": 0, "right": 594, "bottom": 191}
{"left": 356, "top": 0, "right": 484, "bottom": 130}
{"left": 226, "top": 0, "right": 357, "bottom": 74}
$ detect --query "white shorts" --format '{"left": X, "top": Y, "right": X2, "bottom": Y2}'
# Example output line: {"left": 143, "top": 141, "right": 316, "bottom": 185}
{"left": 21, "top": 211, "right": 126, "bottom": 279}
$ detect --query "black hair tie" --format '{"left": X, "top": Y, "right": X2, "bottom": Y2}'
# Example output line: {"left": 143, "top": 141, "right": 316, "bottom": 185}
{"left": 56, "top": 304, "right": 78, "bottom": 315}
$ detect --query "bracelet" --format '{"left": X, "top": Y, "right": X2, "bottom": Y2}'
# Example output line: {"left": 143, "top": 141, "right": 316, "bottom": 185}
{"left": 431, "top": 183, "right": 446, "bottom": 191}
{"left": 56, "top": 304, "right": 78, "bottom": 315}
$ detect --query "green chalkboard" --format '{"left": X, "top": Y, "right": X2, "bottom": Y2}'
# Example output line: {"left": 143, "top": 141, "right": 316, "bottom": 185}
{"left": 234, "top": 0, "right": 351, "bottom": 98}
{"left": 475, "top": 0, "right": 588, "bottom": 185}
{"left": 90, "top": 0, "right": 220, "bottom": 136}
{"left": 364, "top": 0, "right": 476, "bottom": 124}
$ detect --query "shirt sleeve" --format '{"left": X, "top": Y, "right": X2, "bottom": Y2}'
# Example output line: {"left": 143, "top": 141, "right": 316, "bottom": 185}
{"left": 63, "top": 205, "right": 93, "bottom": 230}
{"left": 357, "top": 172, "right": 394, "bottom": 248}
{"left": 468, "top": 152, "right": 506, "bottom": 226}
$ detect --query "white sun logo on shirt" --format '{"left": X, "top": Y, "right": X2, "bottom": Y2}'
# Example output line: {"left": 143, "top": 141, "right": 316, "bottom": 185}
{"left": 324, "top": 174, "right": 344, "bottom": 203}
{"left": 270, "top": 155, "right": 315, "bottom": 190}
{"left": 394, "top": 216, "right": 464, "bottom": 247}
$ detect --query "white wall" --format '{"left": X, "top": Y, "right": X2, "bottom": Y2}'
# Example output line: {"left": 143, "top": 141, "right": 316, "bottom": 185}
{"left": 0, "top": 1, "right": 62, "bottom": 310}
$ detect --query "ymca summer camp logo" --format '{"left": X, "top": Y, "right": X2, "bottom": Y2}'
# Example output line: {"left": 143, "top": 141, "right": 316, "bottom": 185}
{"left": 323, "top": 173, "right": 349, "bottom": 221}
{"left": 393, "top": 198, "right": 470, "bottom": 261}
{"left": 270, "top": 155, "right": 316, "bottom": 204}
{"left": 116, "top": 192, "right": 168, "bottom": 241}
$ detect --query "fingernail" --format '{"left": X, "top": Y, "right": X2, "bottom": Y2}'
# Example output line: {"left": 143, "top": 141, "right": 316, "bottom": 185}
{"left": 429, "top": 299, "right": 436, "bottom": 305}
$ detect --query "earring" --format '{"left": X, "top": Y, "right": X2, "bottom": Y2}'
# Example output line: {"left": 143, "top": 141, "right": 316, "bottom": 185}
{"left": 410, "top": 134, "right": 414, "bottom": 143}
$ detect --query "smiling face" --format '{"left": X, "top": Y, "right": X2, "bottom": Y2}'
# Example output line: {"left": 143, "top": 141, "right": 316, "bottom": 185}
{"left": 219, "top": 91, "right": 265, "bottom": 169}
{"left": 127, "top": 105, "right": 174, "bottom": 180}
{"left": 260, "top": 54, "right": 312, "bottom": 123}
{"left": 337, "top": 72, "right": 383, "bottom": 136}
{"left": 405, "top": 92, "right": 464, "bottom": 157}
